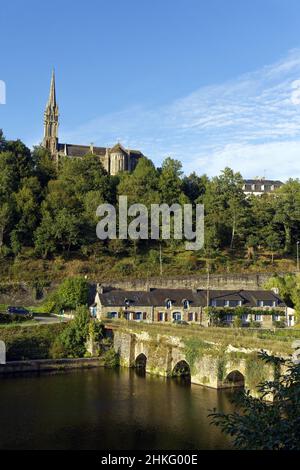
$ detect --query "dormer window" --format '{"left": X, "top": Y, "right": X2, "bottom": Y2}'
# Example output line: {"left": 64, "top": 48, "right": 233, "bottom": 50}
{"left": 182, "top": 299, "right": 189, "bottom": 309}
{"left": 165, "top": 299, "right": 172, "bottom": 309}
{"left": 124, "top": 298, "right": 130, "bottom": 308}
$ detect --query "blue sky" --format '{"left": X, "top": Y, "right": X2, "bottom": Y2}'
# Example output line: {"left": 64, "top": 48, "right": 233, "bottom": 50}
{"left": 1, "top": 0, "right": 300, "bottom": 179}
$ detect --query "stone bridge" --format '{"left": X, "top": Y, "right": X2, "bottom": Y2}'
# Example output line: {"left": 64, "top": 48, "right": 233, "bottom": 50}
{"left": 110, "top": 326, "right": 277, "bottom": 396}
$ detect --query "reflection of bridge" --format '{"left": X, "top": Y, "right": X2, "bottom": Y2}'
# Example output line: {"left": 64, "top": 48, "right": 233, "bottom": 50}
{"left": 109, "top": 326, "right": 276, "bottom": 395}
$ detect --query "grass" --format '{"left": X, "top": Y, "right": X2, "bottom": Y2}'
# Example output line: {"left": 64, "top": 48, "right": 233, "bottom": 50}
{"left": 105, "top": 320, "right": 300, "bottom": 356}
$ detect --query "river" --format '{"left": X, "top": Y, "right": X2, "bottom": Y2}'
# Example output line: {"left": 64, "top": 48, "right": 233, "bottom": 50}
{"left": 0, "top": 368, "right": 236, "bottom": 450}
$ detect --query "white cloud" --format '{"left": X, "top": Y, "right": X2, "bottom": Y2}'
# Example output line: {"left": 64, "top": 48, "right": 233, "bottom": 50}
{"left": 60, "top": 48, "right": 300, "bottom": 179}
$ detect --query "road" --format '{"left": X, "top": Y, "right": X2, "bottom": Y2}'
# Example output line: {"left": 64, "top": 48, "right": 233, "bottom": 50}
{"left": 34, "top": 315, "right": 70, "bottom": 324}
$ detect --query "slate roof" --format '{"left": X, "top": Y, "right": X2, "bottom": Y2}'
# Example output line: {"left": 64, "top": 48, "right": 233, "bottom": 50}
{"left": 57, "top": 143, "right": 144, "bottom": 160}
{"left": 208, "top": 289, "right": 285, "bottom": 307}
{"left": 58, "top": 144, "right": 106, "bottom": 157}
{"left": 244, "top": 179, "right": 283, "bottom": 185}
{"left": 98, "top": 288, "right": 285, "bottom": 308}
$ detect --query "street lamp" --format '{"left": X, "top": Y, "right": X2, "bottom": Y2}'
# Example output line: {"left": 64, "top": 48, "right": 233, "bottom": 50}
{"left": 297, "top": 241, "right": 300, "bottom": 272}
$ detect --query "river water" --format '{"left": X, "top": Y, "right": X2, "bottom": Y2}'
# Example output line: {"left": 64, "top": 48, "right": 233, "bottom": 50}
{"left": 0, "top": 368, "right": 235, "bottom": 450}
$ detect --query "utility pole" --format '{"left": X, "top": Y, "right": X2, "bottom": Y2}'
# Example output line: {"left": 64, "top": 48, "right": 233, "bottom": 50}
{"left": 159, "top": 243, "right": 163, "bottom": 277}
{"left": 206, "top": 260, "right": 210, "bottom": 312}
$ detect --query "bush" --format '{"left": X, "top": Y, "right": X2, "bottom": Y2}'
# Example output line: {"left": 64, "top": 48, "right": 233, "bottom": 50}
{"left": 249, "top": 320, "right": 261, "bottom": 328}
{"left": 103, "top": 348, "right": 120, "bottom": 368}
{"left": 0, "top": 312, "right": 33, "bottom": 324}
{"left": 0, "top": 323, "right": 67, "bottom": 360}
{"left": 233, "top": 316, "right": 243, "bottom": 328}
{"left": 273, "top": 320, "right": 286, "bottom": 328}
{"left": 44, "top": 276, "right": 89, "bottom": 314}
{"left": 50, "top": 305, "right": 90, "bottom": 358}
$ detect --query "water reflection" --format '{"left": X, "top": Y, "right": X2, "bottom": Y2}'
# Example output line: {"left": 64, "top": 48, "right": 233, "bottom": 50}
{"left": 0, "top": 368, "right": 234, "bottom": 450}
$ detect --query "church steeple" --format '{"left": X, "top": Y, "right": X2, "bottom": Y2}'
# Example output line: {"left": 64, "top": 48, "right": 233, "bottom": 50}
{"left": 43, "top": 69, "right": 59, "bottom": 157}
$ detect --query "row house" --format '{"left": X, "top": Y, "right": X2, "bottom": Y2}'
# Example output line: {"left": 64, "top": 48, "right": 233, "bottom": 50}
{"left": 93, "top": 287, "right": 294, "bottom": 328}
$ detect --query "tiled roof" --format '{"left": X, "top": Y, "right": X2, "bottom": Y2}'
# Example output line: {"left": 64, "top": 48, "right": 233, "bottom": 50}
{"left": 98, "top": 288, "right": 285, "bottom": 308}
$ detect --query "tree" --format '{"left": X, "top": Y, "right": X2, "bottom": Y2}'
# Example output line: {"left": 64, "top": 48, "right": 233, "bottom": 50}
{"left": 210, "top": 352, "right": 300, "bottom": 450}
{"left": 182, "top": 172, "right": 208, "bottom": 203}
{"left": 54, "top": 276, "right": 89, "bottom": 311}
{"left": 159, "top": 157, "right": 184, "bottom": 205}
{"left": 32, "top": 145, "right": 57, "bottom": 187}
{"left": 265, "top": 230, "right": 281, "bottom": 264}
{"left": 273, "top": 179, "right": 300, "bottom": 253}
{"left": 51, "top": 305, "right": 91, "bottom": 358}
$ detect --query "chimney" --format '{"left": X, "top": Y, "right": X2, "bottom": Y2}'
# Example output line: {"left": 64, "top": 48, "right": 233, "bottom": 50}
{"left": 96, "top": 283, "right": 103, "bottom": 294}
{"left": 271, "top": 287, "right": 279, "bottom": 295}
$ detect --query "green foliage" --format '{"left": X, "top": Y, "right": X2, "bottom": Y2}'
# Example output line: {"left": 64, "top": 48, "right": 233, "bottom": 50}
{"left": 183, "top": 337, "right": 211, "bottom": 373}
{"left": 103, "top": 348, "right": 120, "bottom": 368}
{"left": 265, "top": 273, "right": 300, "bottom": 321}
{"left": 51, "top": 305, "right": 90, "bottom": 358}
{"left": 0, "top": 323, "right": 67, "bottom": 360}
{"left": 47, "top": 276, "right": 89, "bottom": 313}
{"left": 217, "top": 355, "right": 227, "bottom": 381}
{"left": 210, "top": 352, "right": 300, "bottom": 450}
{"left": 1, "top": 132, "right": 300, "bottom": 266}
{"left": 0, "top": 312, "right": 33, "bottom": 324}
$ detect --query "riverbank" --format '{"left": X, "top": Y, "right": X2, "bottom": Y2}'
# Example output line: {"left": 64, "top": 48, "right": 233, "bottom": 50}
{"left": 0, "top": 357, "right": 104, "bottom": 376}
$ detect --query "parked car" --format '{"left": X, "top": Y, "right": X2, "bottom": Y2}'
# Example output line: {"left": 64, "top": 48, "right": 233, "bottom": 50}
{"left": 7, "top": 306, "right": 31, "bottom": 316}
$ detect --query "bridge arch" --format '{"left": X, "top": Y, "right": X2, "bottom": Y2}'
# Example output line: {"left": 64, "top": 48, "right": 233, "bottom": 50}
{"left": 172, "top": 360, "right": 191, "bottom": 379}
{"left": 135, "top": 353, "right": 147, "bottom": 371}
{"left": 223, "top": 370, "right": 245, "bottom": 388}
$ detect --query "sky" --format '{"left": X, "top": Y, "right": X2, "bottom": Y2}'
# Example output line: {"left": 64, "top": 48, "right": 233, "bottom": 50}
{"left": 1, "top": 0, "right": 300, "bottom": 179}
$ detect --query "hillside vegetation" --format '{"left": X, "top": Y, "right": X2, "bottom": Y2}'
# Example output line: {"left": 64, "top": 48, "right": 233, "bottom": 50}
{"left": 1, "top": 130, "right": 300, "bottom": 283}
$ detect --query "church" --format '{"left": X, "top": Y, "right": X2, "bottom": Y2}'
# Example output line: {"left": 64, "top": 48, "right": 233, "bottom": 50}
{"left": 42, "top": 71, "right": 144, "bottom": 175}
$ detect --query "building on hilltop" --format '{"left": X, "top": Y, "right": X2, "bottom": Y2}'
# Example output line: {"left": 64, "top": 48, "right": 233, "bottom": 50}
{"left": 42, "top": 70, "right": 144, "bottom": 175}
{"left": 243, "top": 178, "right": 284, "bottom": 196}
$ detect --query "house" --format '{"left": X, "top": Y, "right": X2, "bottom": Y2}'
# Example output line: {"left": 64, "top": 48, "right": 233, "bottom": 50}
{"left": 243, "top": 178, "right": 283, "bottom": 196}
{"left": 94, "top": 287, "right": 293, "bottom": 328}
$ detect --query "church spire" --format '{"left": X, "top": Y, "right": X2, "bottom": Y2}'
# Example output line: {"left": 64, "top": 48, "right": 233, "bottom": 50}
{"left": 43, "top": 69, "right": 59, "bottom": 158}
{"left": 48, "top": 69, "right": 56, "bottom": 108}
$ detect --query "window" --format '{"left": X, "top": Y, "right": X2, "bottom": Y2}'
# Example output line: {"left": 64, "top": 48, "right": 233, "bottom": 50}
{"left": 273, "top": 314, "right": 280, "bottom": 322}
{"left": 257, "top": 300, "right": 273, "bottom": 307}
{"left": 158, "top": 312, "right": 164, "bottom": 322}
{"left": 166, "top": 300, "right": 172, "bottom": 309}
{"left": 183, "top": 300, "right": 189, "bottom": 309}
{"left": 254, "top": 314, "right": 262, "bottom": 322}
{"left": 188, "top": 312, "right": 194, "bottom": 321}
{"left": 225, "top": 300, "right": 240, "bottom": 307}
{"left": 173, "top": 312, "right": 182, "bottom": 321}
{"left": 241, "top": 314, "right": 248, "bottom": 322}
{"left": 124, "top": 299, "right": 130, "bottom": 307}
{"left": 109, "top": 312, "right": 118, "bottom": 319}
{"left": 225, "top": 314, "right": 233, "bottom": 322}
{"left": 135, "top": 312, "right": 142, "bottom": 321}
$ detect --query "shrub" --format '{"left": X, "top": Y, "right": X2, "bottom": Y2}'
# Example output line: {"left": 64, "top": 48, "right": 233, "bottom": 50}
{"left": 273, "top": 319, "right": 286, "bottom": 329}
{"left": 51, "top": 305, "right": 90, "bottom": 358}
{"left": 0, "top": 323, "right": 67, "bottom": 360}
{"left": 103, "top": 348, "right": 120, "bottom": 368}
{"left": 44, "top": 276, "right": 89, "bottom": 314}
